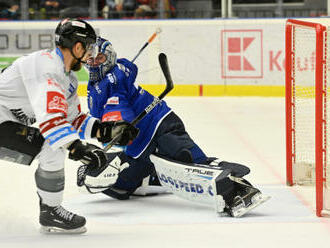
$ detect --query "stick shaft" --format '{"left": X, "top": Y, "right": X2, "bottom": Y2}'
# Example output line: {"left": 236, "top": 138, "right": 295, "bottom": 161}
{"left": 131, "top": 29, "right": 161, "bottom": 63}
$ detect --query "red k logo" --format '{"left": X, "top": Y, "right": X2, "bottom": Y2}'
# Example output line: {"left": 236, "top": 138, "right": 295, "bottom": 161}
{"left": 221, "top": 29, "right": 263, "bottom": 79}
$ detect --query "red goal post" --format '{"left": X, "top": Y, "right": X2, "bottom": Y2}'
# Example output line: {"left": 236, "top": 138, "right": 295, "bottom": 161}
{"left": 285, "top": 19, "right": 330, "bottom": 217}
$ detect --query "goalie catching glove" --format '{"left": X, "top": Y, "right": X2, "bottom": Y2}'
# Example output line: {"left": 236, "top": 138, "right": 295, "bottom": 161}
{"left": 91, "top": 120, "right": 139, "bottom": 145}
{"left": 77, "top": 152, "right": 130, "bottom": 193}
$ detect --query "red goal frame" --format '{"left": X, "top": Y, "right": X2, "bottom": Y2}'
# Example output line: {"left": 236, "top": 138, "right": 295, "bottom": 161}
{"left": 285, "top": 19, "right": 327, "bottom": 217}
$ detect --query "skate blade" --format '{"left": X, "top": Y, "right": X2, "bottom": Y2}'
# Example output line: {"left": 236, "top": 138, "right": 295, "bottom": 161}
{"left": 232, "top": 194, "right": 271, "bottom": 218}
{"left": 40, "top": 225, "right": 87, "bottom": 234}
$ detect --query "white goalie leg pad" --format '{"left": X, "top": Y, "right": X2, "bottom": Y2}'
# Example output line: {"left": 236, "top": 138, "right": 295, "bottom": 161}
{"left": 150, "top": 154, "right": 226, "bottom": 213}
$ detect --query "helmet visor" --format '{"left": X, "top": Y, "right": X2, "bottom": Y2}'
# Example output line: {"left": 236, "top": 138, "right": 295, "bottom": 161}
{"left": 80, "top": 42, "right": 97, "bottom": 63}
{"left": 86, "top": 42, "right": 98, "bottom": 57}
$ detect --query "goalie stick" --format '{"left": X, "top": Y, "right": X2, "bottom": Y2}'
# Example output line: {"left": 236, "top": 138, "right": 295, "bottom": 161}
{"left": 104, "top": 52, "right": 174, "bottom": 152}
{"left": 131, "top": 28, "right": 162, "bottom": 63}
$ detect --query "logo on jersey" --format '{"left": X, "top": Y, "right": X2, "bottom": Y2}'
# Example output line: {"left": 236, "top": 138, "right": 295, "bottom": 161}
{"left": 68, "top": 83, "right": 75, "bottom": 94}
{"left": 40, "top": 116, "right": 68, "bottom": 134}
{"left": 10, "top": 108, "right": 36, "bottom": 125}
{"left": 106, "top": 96, "right": 119, "bottom": 105}
{"left": 95, "top": 83, "right": 102, "bottom": 94}
{"left": 88, "top": 95, "right": 93, "bottom": 109}
{"left": 107, "top": 73, "right": 116, "bottom": 84}
{"left": 47, "top": 91, "right": 68, "bottom": 116}
{"left": 45, "top": 126, "right": 76, "bottom": 145}
{"left": 102, "top": 111, "right": 122, "bottom": 122}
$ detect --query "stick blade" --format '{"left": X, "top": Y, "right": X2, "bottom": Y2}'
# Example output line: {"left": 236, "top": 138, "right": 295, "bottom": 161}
{"left": 158, "top": 53, "right": 174, "bottom": 99}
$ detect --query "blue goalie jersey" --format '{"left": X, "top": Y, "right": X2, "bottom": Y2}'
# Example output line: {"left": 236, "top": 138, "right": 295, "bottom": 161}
{"left": 87, "top": 58, "right": 172, "bottom": 158}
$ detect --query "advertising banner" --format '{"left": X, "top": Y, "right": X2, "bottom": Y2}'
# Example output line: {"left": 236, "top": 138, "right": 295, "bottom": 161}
{"left": 0, "top": 18, "right": 322, "bottom": 96}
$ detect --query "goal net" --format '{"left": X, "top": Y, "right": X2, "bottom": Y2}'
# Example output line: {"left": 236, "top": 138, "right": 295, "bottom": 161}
{"left": 286, "top": 19, "right": 330, "bottom": 217}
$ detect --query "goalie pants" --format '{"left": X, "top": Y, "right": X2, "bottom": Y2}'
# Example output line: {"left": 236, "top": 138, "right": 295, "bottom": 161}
{"left": 108, "top": 112, "right": 208, "bottom": 193}
{"left": 0, "top": 107, "right": 65, "bottom": 207}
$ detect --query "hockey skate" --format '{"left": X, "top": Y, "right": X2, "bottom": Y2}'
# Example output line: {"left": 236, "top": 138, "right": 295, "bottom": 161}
{"left": 226, "top": 186, "right": 270, "bottom": 218}
{"left": 39, "top": 201, "right": 87, "bottom": 234}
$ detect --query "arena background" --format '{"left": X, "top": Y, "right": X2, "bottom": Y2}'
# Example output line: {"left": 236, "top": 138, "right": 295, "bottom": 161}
{"left": 0, "top": 18, "right": 316, "bottom": 97}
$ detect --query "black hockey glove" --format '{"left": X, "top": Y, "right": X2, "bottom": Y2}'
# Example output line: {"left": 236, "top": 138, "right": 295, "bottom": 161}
{"left": 92, "top": 120, "right": 139, "bottom": 146}
{"left": 68, "top": 139, "right": 107, "bottom": 169}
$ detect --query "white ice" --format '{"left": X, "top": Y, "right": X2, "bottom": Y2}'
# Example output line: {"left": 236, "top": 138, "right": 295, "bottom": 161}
{"left": 1, "top": 97, "right": 330, "bottom": 248}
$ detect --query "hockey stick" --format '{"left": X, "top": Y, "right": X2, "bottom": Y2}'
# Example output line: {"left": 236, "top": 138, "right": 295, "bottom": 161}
{"left": 131, "top": 28, "right": 162, "bottom": 63}
{"left": 104, "top": 53, "right": 174, "bottom": 152}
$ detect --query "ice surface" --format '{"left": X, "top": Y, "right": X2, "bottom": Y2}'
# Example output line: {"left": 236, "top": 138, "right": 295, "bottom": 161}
{"left": 1, "top": 97, "right": 330, "bottom": 248}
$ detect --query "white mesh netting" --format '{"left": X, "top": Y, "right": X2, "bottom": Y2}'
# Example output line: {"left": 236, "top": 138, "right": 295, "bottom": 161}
{"left": 292, "top": 26, "right": 316, "bottom": 185}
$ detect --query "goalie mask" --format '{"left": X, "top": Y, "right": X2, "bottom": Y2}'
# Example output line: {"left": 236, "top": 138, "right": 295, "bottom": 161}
{"left": 85, "top": 37, "right": 117, "bottom": 82}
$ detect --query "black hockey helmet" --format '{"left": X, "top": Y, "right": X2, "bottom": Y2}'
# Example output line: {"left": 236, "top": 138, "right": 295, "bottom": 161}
{"left": 55, "top": 18, "right": 97, "bottom": 50}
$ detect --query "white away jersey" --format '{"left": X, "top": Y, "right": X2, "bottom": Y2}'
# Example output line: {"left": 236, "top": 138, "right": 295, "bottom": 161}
{"left": 0, "top": 48, "right": 97, "bottom": 150}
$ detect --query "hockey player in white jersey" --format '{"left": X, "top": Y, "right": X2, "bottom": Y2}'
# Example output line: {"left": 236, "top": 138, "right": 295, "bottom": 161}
{"left": 0, "top": 19, "right": 138, "bottom": 233}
